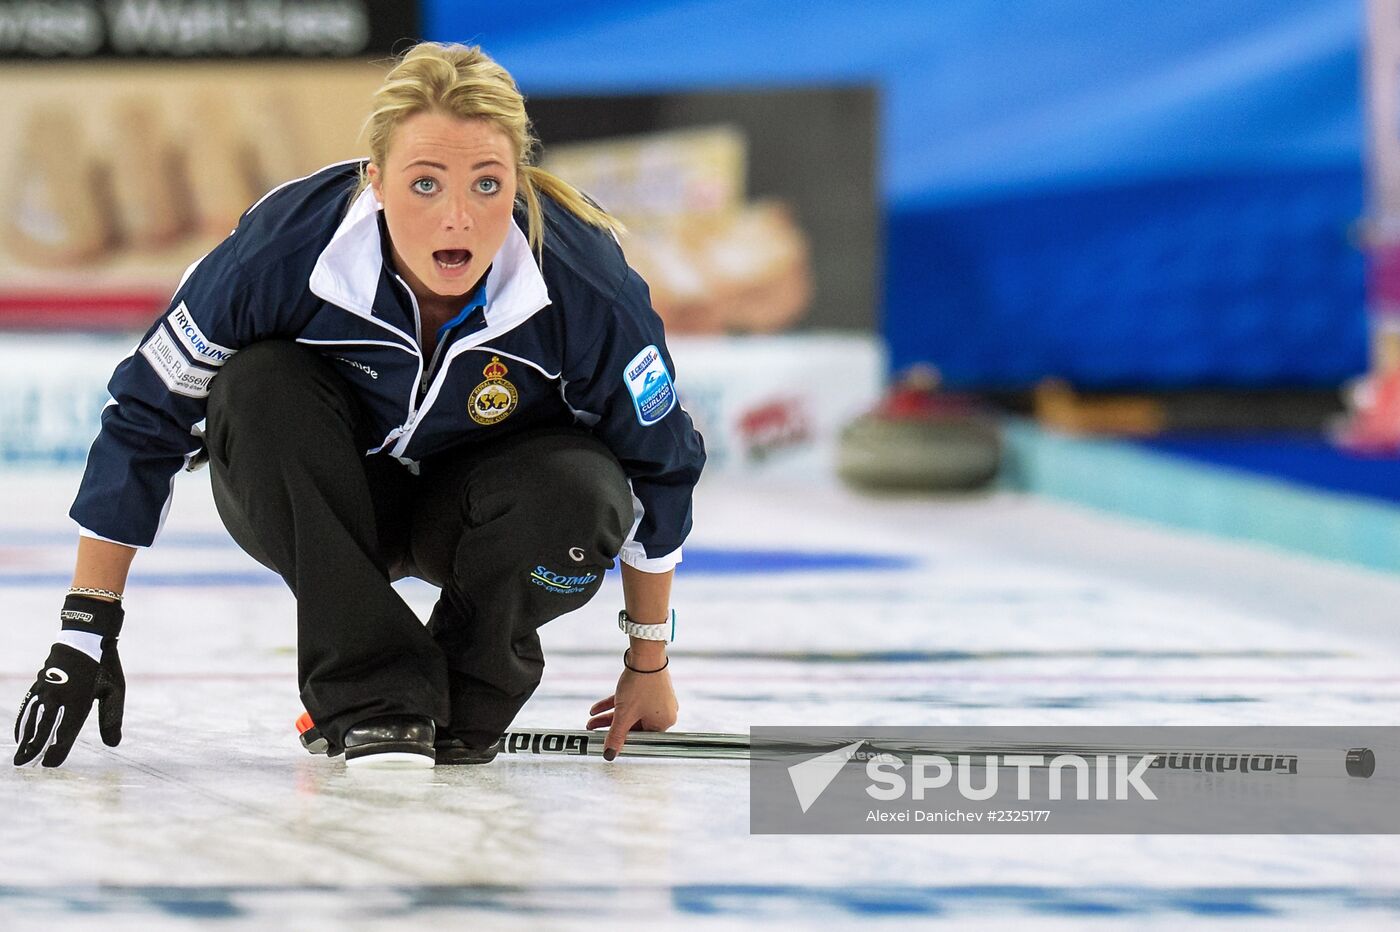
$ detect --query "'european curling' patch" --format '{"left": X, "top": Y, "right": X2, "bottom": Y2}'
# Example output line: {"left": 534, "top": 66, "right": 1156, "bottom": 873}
{"left": 623, "top": 344, "right": 676, "bottom": 426}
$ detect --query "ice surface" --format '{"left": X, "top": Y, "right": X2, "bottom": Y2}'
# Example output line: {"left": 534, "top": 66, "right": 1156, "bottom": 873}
{"left": 1, "top": 467, "right": 1398, "bottom": 929}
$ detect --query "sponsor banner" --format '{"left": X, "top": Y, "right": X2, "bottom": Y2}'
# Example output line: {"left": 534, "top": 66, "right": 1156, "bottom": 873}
{"left": 0, "top": 0, "right": 418, "bottom": 59}
{"left": 669, "top": 333, "right": 884, "bottom": 476}
{"left": 0, "top": 332, "right": 883, "bottom": 475}
{"left": 0, "top": 334, "right": 129, "bottom": 464}
{"left": 750, "top": 726, "right": 1400, "bottom": 834}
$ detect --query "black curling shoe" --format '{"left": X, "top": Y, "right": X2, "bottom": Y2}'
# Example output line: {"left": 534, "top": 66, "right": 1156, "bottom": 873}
{"left": 434, "top": 736, "right": 500, "bottom": 766}
{"left": 343, "top": 715, "right": 436, "bottom": 769}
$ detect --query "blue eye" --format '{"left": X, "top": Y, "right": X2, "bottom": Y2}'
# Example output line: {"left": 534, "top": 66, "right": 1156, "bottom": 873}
{"left": 476, "top": 178, "right": 500, "bottom": 195}
{"left": 412, "top": 178, "right": 437, "bottom": 195}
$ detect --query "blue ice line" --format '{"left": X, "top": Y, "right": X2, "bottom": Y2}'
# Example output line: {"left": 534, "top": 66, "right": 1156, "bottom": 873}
{"left": 0, "top": 542, "right": 913, "bottom": 582}
{"left": 0, "top": 884, "right": 1393, "bottom": 919}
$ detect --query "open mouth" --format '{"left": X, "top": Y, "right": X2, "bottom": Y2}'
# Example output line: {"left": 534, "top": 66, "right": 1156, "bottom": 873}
{"left": 434, "top": 249, "right": 471, "bottom": 270}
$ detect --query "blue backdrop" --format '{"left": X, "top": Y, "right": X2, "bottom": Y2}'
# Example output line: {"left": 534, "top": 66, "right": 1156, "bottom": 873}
{"left": 426, "top": 0, "right": 1367, "bottom": 388}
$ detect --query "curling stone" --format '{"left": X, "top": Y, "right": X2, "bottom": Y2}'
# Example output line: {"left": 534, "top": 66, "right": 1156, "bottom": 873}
{"left": 837, "top": 369, "right": 1002, "bottom": 492}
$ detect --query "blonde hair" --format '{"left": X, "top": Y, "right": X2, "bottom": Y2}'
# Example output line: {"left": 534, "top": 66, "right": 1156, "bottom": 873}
{"left": 356, "top": 42, "right": 621, "bottom": 255}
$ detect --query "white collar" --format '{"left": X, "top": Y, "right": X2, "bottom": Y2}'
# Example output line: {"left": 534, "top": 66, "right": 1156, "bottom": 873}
{"left": 308, "top": 182, "right": 551, "bottom": 328}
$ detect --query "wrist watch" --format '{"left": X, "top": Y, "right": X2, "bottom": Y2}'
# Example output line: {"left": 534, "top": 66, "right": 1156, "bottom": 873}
{"left": 618, "top": 609, "right": 675, "bottom": 642}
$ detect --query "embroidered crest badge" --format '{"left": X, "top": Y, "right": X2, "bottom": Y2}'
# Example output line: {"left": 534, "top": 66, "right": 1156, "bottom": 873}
{"left": 468, "top": 356, "right": 519, "bottom": 425}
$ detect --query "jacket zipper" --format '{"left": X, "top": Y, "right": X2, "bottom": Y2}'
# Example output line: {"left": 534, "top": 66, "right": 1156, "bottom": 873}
{"left": 394, "top": 273, "right": 463, "bottom": 403}
{"left": 392, "top": 273, "right": 430, "bottom": 416}
{"left": 423, "top": 339, "right": 450, "bottom": 399}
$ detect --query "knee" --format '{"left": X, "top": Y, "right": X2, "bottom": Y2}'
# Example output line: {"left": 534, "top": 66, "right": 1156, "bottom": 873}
{"left": 518, "top": 449, "right": 633, "bottom": 552}
{"left": 207, "top": 341, "right": 346, "bottom": 443}
{"left": 210, "top": 341, "right": 314, "bottom": 413}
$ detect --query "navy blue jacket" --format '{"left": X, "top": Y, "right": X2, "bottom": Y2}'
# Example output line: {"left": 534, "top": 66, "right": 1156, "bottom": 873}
{"left": 71, "top": 160, "right": 705, "bottom": 572}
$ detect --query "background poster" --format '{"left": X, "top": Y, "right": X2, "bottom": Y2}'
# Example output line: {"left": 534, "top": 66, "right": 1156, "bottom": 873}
{"left": 0, "top": 71, "right": 876, "bottom": 334}
{"left": 0, "top": 61, "right": 387, "bottom": 326}
{"left": 532, "top": 88, "right": 877, "bottom": 334}
{"left": 0, "top": 0, "right": 418, "bottom": 326}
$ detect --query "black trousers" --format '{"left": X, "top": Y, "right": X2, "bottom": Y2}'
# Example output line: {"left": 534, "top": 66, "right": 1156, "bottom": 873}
{"left": 204, "top": 341, "right": 633, "bottom": 752}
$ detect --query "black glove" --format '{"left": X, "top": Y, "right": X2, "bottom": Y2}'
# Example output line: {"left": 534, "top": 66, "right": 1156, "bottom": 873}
{"left": 13, "top": 596, "right": 125, "bottom": 768}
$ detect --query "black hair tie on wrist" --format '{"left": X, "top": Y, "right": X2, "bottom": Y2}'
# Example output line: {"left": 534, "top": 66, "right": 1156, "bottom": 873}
{"left": 623, "top": 648, "right": 669, "bottom": 674}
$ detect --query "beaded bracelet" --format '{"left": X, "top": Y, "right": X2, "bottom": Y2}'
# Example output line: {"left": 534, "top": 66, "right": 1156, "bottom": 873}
{"left": 68, "top": 587, "right": 123, "bottom": 603}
